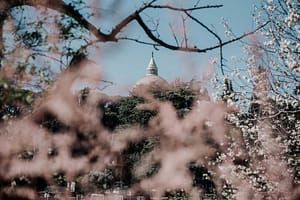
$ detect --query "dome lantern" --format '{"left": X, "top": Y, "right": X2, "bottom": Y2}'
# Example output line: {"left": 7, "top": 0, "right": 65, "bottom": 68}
{"left": 146, "top": 52, "right": 158, "bottom": 75}
{"left": 132, "top": 53, "right": 169, "bottom": 93}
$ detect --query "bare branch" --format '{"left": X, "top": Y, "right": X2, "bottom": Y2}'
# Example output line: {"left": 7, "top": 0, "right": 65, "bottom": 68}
{"left": 1, "top": 0, "right": 111, "bottom": 42}
{"left": 184, "top": 11, "right": 222, "bottom": 43}
{"left": 135, "top": 12, "right": 269, "bottom": 53}
{"left": 27, "top": 53, "right": 67, "bottom": 67}
{"left": 148, "top": 4, "right": 223, "bottom": 11}
{"left": 184, "top": 11, "right": 224, "bottom": 74}
{"left": 109, "top": 0, "right": 157, "bottom": 38}
{"left": 168, "top": 23, "right": 179, "bottom": 46}
{"left": 181, "top": 16, "right": 188, "bottom": 48}
{"left": 118, "top": 37, "right": 160, "bottom": 47}
{"left": 216, "top": 21, "right": 270, "bottom": 48}
{"left": 135, "top": 13, "right": 190, "bottom": 51}
{"left": 0, "top": 0, "right": 269, "bottom": 76}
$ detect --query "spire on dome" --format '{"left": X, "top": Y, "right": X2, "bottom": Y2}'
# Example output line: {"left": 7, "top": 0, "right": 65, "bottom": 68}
{"left": 146, "top": 52, "right": 158, "bottom": 75}
{"left": 132, "top": 53, "right": 169, "bottom": 93}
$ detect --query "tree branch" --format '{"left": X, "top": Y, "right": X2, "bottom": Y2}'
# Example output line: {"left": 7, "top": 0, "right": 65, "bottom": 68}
{"left": 109, "top": 0, "right": 157, "bottom": 38}
{"left": 118, "top": 37, "right": 160, "bottom": 47}
{"left": 184, "top": 11, "right": 224, "bottom": 75}
{"left": 168, "top": 23, "right": 179, "bottom": 46}
{"left": 135, "top": 13, "right": 269, "bottom": 54}
{"left": 148, "top": 4, "right": 223, "bottom": 11}
{"left": 181, "top": 16, "right": 188, "bottom": 48}
{"left": 0, "top": 0, "right": 269, "bottom": 75}
{"left": 215, "top": 21, "right": 270, "bottom": 48}
{"left": 5, "top": 0, "right": 112, "bottom": 41}
{"left": 135, "top": 13, "right": 204, "bottom": 52}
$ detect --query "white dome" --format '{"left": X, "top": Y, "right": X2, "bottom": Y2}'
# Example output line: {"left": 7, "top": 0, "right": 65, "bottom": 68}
{"left": 135, "top": 74, "right": 168, "bottom": 87}
{"left": 132, "top": 54, "right": 169, "bottom": 93}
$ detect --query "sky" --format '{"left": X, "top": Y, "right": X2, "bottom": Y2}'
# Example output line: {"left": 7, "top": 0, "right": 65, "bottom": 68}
{"left": 6, "top": 0, "right": 261, "bottom": 95}
{"left": 78, "top": 0, "right": 260, "bottom": 95}
{"left": 2, "top": 0, "right": 265, "bottom": 96}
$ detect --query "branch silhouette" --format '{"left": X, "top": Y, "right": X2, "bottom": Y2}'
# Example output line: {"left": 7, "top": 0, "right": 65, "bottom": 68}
{"left": 0, "top": 0, "right": 268, "bottom": 73}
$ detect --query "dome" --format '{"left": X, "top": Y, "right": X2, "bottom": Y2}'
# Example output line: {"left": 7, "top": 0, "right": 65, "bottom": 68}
{"left": 132, "top": 54, "right": 169, "bottom": 93}
{"left": 135, "top": 74, "right": 168, "bottom": 87}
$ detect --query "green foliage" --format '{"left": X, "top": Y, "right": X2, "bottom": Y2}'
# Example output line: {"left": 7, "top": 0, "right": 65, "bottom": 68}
{"left": 164, "top": 190, "right": 190, "bottom": 200}
{"left": 188, "top": 163, "right": 216, "bottom": 194}
{"left": 122, "top": 137, "right": 159, "bottom": 184}
{"left": 22, "top": 30, "right": 44, "bottom": 47}
{"left": 153, "top": 86, "right": 196, "bottom": 118}
{"left": 16, "top": 18, "right": 47, "bottom": 50}
{"left": 101, "top": 84, "right": 198, "bottom": 131}
{"left": 99, "top": 86, "right": 198, "bottom": 187}
{"left": 52, "top": 172, "right": 67, "bottom": 187}
{"left": 19, "top": 149, "right": 36, "bottom": 161}
{"left": 88, "top": 168, "right": 116, "bottom": 190}
{"left": 142, "top": 162, "right": 160, "bottom": 179}
{"left": 101, "top": 96, "right": 157, "bottom": 130}
{"left": 0, "top": 78, "right": 34, "bottom": 120}
{"left": 38, "top": 112, "right": 68, "bottom": 133}
{"left": 10, "top": 176, "right": 48, "bottom": 192}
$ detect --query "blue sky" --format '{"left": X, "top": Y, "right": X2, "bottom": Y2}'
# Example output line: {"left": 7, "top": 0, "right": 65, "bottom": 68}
{"left": 88, "top": 0, "right": 260, "bottom": 95}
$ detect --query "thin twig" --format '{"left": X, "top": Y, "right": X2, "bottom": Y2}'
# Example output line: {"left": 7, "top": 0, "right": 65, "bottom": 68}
{"left": 184, "top": 11, "right": 224, "bottom": 75}
{"left": 148, "top": 4, "right": 223, "bottom": 11}
{"left": 136, "top": 13, "right": 269, "bottom": 53}
{"left": 168, "top": 23, "right": 179, "bottom": 46}
{"left": 181, "top": 16, "right": 188, "bottom": 48}
{"left": 118, "top": 37, "right": 160, "bottom": 47}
